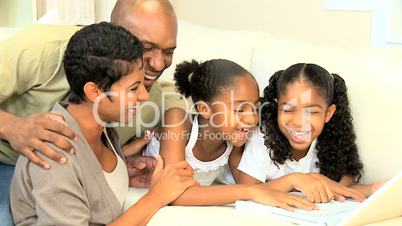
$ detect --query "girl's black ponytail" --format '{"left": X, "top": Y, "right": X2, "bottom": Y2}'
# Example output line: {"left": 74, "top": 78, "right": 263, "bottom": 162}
{"left": 316, "top": 74, "right": 363, "bottom": 182}
{"left": 174, "top": 60, "right": 199, "bottom": 98}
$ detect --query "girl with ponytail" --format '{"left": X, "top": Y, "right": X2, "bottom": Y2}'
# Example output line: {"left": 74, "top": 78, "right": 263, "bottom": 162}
{"left": 143, "top": 59, "right": 317, "bottom": 210}
{"left": 232, "top": 63, "right": 384, "bottom": 202}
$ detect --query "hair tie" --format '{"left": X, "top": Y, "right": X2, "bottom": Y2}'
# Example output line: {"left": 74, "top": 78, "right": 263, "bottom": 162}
{"left": 188, "top": 72, "right": 194, "bottom": 82}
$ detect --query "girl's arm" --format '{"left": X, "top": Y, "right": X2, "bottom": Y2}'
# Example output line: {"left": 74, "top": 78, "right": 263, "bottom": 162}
{"left": 158, "top": 109, "right": 314, "bottom": 210}
{"left": 230, "top": 153, "right": 317, "bottom": 194}
{"left": 228, "top": 145, "right": 243, "bottom": 182}
{"left": 227, "top": 140, "right": 302, "bottom": 190}
{"left": 110, "top": 189, "right": 166, "bottom": 226}
{"left": 339, "top": 175, "right": 354, "bottom": 187}
{"left": 171, "top": 183, "right": 315, "bottom": 211}
{"left": 228, "top": 139, "right": 365, "bottom": 203}
{"left": 109, "top": 156, "right": 197, "bottom": 226}
{"left": 159, "top": 108, "right": 251, "bottom": 205}
{"left": 173, "top": 184, "right": 256, "bottom": 205}
{"left": 229, "top": 145, "right": 262, "bottom": 185}
{"left": 158, "top": 109, "right": 262, "bottom": 205}
{"left": 340, "top": 175, "right": 372, "bottom": 197}
{"left": 339, "top": 175, "right": 385, "bottom": 197}
{"left": 159, "top": 108, "right": 190, "bottom": 165}
{"left": 266, "top": 173, "right": 366, "bottom": 203}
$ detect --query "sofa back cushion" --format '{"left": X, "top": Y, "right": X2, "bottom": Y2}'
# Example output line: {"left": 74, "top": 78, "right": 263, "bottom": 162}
{"left": 161, "top": 21, "right": 267, "bottom": 81}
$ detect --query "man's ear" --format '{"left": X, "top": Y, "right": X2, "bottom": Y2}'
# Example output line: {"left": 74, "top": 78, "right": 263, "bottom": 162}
{"left": 83, "top": 82, "right": 102, "bottom": 103}
{"left": 325, "top": 104, "right": 336, "bottom": 123}
{"left": 196, "top": 101, "right": 211, "bottom": 119}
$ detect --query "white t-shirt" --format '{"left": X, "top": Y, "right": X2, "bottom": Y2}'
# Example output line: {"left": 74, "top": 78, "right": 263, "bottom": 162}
{"left": 238, "top": 129, "right": 320, "bottom": 182}
{"left": 144, "top": 116, "right": 234, "bottom": 186}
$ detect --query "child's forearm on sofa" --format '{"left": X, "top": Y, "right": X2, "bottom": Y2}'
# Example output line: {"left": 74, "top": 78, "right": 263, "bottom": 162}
{"left": 171, "top": 184, "right": 252, "bottom": 206}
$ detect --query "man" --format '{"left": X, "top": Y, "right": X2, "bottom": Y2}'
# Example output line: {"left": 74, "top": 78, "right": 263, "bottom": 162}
{"left": 0, "top": 0, "right": 186, "bottom": 225}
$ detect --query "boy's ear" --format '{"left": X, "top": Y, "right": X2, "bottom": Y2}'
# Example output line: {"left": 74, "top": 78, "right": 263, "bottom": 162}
{"left": 325, "top": 104, "right": 336, "bottom": 123}
{"left": 196, "top": 101, "right": 211, "bottom": 119}
{"left": 83, "top": 82, "right": 102, "bottom": 102}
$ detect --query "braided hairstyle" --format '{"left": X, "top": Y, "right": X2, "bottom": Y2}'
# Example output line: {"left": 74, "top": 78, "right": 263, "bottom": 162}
{"left": 173, "top": 59, "right": 252, "bottom": 104}
{"left": 63, "top": 22, "right": 143, "bottom": 104}
{"left": 261, "top": 63, "right": 363, "bottom": 182}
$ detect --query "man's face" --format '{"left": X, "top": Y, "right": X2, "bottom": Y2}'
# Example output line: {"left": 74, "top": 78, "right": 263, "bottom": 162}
{"left": 124, "top": 10, "right": 177, "bottom": 91}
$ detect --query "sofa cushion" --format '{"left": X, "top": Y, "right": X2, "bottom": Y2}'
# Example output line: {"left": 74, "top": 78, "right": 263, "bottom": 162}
{"left": 161, "top": 20, "right": 268, "bottom": 81}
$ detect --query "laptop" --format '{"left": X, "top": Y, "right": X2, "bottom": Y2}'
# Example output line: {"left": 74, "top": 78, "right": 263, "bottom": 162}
{"left": 236, "top": 171, "right": 402, "bottom": 226}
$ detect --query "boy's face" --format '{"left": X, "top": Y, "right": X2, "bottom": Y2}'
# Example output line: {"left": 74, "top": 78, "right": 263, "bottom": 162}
{"left": 277, "top": 80, "right": 335, "bottom": 155}
{"left": 205, "top": 75, "right": 260, "bottom": 147}
{"left": 97, "top": 64, "right": 149, "bottom": 124}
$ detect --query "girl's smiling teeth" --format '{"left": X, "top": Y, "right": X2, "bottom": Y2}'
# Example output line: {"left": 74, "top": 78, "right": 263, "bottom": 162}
{"left": 288, "top": 128, "right": 311, "bottom": 141}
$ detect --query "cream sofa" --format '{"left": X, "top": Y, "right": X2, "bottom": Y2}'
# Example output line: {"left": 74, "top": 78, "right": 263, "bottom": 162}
{"left": 161, "top": 20, "right": 402, "bottom": 184}
{"left": 0, "top": 28, "right": 20, "bottom": 41}
{"left": 128, "top": 21, "right": 402, "bottom": 225}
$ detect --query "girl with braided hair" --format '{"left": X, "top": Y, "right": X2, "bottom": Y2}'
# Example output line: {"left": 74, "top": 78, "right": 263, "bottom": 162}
{"left": 232, "top": 63, "right": 384, "bottom": 203}
{"left": 143, "top": 59, "right": 317, "bottom": 210}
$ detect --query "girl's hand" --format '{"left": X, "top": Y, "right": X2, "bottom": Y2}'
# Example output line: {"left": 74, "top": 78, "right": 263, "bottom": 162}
{"left": 309, "top": 173, "right": 366, "bottom": 202}
{"left": 291, "top": 173, "right": 335, "bottom": 203}
{"left": 248, "top": 184, "right": 317, "bottom": 211}
{"left": 148, "top": 155, "right": 198, "bottom": 207}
